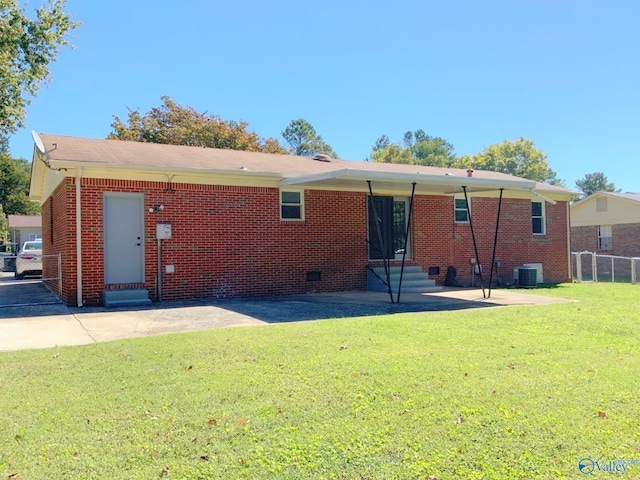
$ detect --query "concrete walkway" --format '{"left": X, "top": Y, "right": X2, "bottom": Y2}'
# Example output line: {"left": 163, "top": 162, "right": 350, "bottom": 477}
{"left": 0, "top": 272, "right": 572, "bottom": 352}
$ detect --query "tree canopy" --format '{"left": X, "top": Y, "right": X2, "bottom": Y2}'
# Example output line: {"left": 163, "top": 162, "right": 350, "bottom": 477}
{"left": 109, "top": 97, "right": 290, "bottom": 154}
{"left": 0, "top": 0, "right": 79, "bottom": 140}
{"left": 0, "top": 152, "right": 40, "bottom": 216}
{"left": 465, "top": 137, "right": 562, "bottom": 185}
{"left": 371, "top": 130, "right": 456, "bottom": 167}
{"left": 281, "top": 119, "right": 338, "bottom": 158}
{"left": 371, "top": 132, "right": 562, "bottom": 185}
{"left": 0, "top": 205, "right": 9, "bottom": 242}
{"left": 575, "top": 172, "right": 618, "bottom": 198}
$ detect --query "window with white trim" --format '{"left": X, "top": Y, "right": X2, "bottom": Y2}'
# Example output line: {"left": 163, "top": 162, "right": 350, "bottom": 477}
{"left": 280, "top": 190, "right": 304, "bottom": 220}
{"left": 598, "top": 225, "right": 612, "bottom": 250}
{"left": 532, "top": 201, "right": 546, "bottom": 235}
{"left": 454, "top": 197, "right": 469, "bottom": 223}
{"left": 28, "top": 234, "right": 42, "bottom": 241}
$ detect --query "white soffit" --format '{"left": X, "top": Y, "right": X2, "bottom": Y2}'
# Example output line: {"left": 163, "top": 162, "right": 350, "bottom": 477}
{"left": 279, "top": 168, "right": 536, "bottom": 195}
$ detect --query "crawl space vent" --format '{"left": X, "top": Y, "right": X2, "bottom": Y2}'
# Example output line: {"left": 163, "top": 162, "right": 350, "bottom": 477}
{"left": 306, "top": 271, "right": 322, "bottom": 281}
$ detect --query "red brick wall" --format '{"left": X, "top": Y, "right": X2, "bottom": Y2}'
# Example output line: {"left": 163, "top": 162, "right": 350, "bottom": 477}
{"left": 412, "top": 196, "right": 570, "bottom": 286}
{"left": 68, "top": 179, "right": 369, "bottom": 306}
{"left": 41, "top": 177, "right": 78, "bottom": 305}
{"left": 571, "top": 225, "right": 598, "bottom": 254}
{"left": 50, "top": 178, "right": 570, "bottom": 305}
{"left": 571, "top": 223, "right": 640, "bottom": 257}
{"left": 155, "top": 186, "right": 367, "bottom": 302}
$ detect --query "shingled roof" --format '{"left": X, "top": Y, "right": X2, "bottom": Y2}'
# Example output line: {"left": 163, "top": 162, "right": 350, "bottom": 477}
{"left": 7, "top": 215, "right": 42, "bottom": 228}
{"left": 30, "top": 134, "right": 574, "bottom": 201}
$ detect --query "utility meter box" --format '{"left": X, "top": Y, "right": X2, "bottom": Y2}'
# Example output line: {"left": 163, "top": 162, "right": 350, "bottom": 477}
{"left": 156, "top": 223, "right": 172, "bottom": 240}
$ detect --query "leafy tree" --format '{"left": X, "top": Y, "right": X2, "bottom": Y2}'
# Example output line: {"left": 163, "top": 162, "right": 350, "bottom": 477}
{"left": 109, "top": 97, "right": 290, "bottom": 154}
{"left": 0, "top": 152, "right": 40, "bottom": 215}
{"left": 575, "top": 172, "right": 619, "bottom": 198}
{"left": 371, "top": 130, "right": 457, "bottom": 167}
{"left": 468, "top": 137, "right": 561, "bottom": 184}
{"left": 372, "top": 135, "right": 390, "bottom": 152}
{"left": 371, "top": 132, "right": 562, "bottom": 184}
{"left": 0, "top": 205, "right": 8, "bottom": 243}
{"left": 281, "top": 119, "right": 338, "bottom": 158}
{"left": 371, "top": 142, "right": 413, "bottom": 164}
{"left": 412, "top": 136, "right": 457, "bottom": 167}
{"left": 0, "top": 0, "right": 79, "bottom": 140}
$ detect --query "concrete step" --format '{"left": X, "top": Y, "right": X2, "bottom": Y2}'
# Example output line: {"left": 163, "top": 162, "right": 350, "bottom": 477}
{"left": 103, "top": 288, "right": 152, "bottom": 308}
{"left": 367, "top": 266, "right": 441, "bottom": 293}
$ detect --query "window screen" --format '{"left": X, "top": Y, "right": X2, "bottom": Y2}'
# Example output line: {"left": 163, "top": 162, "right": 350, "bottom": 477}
{"left": 281, "top": 191, "right": 303, "bottom": 220}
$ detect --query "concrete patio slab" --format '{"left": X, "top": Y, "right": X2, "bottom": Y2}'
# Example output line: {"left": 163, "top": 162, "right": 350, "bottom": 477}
{"left": 0, "top": 272, "right": 574, "bottom": 352}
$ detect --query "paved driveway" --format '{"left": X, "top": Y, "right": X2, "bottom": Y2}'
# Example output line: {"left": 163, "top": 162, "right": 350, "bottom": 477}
{"left": 0, "top": 272, "right": 573, "bottom": 352}
{"left": 0, "top": 274, "right": 62, "bottom": 307}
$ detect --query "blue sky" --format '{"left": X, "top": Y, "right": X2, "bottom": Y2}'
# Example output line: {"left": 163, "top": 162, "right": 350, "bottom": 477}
{"left": 9, "top": 0, "right": 640, "bottom": 192}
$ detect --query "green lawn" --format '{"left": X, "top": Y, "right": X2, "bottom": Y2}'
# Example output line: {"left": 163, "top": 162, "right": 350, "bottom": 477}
{"left": 1, "top": 283, "right": 639, "bottom": 479}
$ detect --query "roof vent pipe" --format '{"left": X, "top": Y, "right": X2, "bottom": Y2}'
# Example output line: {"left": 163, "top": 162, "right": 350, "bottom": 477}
{"left": 467, "top": 169, "right": 473, "bottom": 177}
{"left": 312, "top": 154, "right": 332, "bottom": 162}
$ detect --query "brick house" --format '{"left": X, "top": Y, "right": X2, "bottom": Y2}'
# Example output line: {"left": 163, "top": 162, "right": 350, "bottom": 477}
{"left": 570, "top": 191, "right": 640, "bottom": 257}
{"left": 7, "top": 215, "right": 42, "bottom": 247}
{"left": 29, "top": 134, "right": 574, "bottom": 307}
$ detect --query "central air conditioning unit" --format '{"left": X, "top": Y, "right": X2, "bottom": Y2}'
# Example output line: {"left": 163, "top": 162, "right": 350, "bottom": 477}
{"left": 518, "top": 267, "right": 538, "bottom": 288}
{"left": 513, "top": 263, "right": 543, "bottom": 285}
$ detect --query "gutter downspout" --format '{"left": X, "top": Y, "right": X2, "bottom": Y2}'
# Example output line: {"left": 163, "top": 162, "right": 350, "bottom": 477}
{"left": 76, "top": 166, "right": 83, "bottom": 307}
{"left": 533, "top": 189, "right": 571, "bottom": 281}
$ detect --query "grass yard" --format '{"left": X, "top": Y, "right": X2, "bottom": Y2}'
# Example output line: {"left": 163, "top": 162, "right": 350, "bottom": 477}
{"left": 1, "top": 283, "right": 639, "bottom": 479}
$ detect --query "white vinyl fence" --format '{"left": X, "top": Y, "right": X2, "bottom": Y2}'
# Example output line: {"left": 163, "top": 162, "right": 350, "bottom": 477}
{"left": 572, "top": 252, "right": 640, "bottom": 284}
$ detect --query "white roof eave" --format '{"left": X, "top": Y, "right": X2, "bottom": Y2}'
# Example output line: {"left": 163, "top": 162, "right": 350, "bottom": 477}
{"left": 280, "top": 168, "right": 537, "bottom": 194}
{"left": 46, "top": 159, "right": 284, "bottom": 180}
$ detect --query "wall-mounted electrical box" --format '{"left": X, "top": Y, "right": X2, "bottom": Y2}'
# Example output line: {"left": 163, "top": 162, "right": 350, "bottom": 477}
{"left": 156, "top": 223, "right": 172, "bottom": 240}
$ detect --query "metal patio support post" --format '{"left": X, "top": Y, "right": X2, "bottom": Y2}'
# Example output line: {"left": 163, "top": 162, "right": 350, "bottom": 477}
{"left": 397, "top": 182, "right": 417, "bottom": 304}
{"left": 367, "top": 181, "right": 395, "bottom": 303}
{"left": 486, "top": 188, "right": 504, "bottom": 299}
{"left": 463, "top": 185, "right": 486, "bottom": 298}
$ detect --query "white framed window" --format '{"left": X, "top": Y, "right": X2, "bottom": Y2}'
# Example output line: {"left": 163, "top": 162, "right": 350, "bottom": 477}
{"left": 280, "top": 190, "right": 304, "bottom": 220}
{"left": 598, "top": 225, "right": 612, "bottom": 250}
{"left": 532, "top": 201, "right": 546, "bottom": 235}
{"left": 28, "top": 234, "right": 42, "bottom": 241}
{"left": 454, "top": 197, "right": 469, "bottom": 223}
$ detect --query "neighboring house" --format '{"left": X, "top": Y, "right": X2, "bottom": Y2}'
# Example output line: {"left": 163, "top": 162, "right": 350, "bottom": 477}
{"left": 7, "top": 215, "right": 42, "bottom": 248}
{"left": 570, "top": 191, "right": 640, "bottom": 257}
{"left": 29, "top": 134, "right": 575, "bottom": 307}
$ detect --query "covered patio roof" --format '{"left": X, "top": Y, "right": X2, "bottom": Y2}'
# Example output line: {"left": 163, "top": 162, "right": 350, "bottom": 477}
{"left": 280, "top": 168, "right": 538, "bottom": 195}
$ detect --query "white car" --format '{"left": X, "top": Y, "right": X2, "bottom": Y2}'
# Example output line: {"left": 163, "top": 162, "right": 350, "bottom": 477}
{"left": 15, "top": 241, "right": 43, "bottom": 280}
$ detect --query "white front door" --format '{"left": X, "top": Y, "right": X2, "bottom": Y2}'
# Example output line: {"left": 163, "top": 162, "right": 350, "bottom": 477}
{"left": 103, "top": 193, "right": 145, "bottom": 284}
